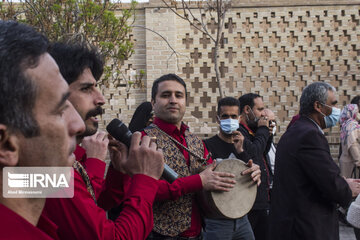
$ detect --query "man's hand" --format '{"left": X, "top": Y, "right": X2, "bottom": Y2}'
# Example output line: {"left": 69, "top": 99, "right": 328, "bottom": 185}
{"left": 257, "top": 117, "right": 268, "bottom": 128}
{"left": 82, "top": 131, "right": 109, "bottom": 161}
{"left": 199, "top": 161, "right": 236, "bottom": 192}
{"left": 232, "top": 131, "right": 244, "bottom": 153}
{"left": 268, "top": 123, "right": 275, "bottom": 135}
{"left": 242, "top": 159, "right": 261, "bottom": 186}
{"left": 126, "top": 132, "right": 164, "bottom": 180}
{"left": 108, "top": 136, "right": 128, "bottom": 174}
{"left": 346, "top": 178, "right": 360, "bottom": 197}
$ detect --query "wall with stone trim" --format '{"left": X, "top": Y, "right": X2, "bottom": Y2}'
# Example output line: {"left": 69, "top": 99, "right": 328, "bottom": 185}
{"left": 101, "top": 0, "right": 360, "bottom": 160}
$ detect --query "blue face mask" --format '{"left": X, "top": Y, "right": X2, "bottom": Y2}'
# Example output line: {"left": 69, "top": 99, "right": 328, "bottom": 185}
{"left": 219, "top": 118, "right": 239, "bottom": 134}
{"left": 320, "top": 104, "right": 341, "bottom": 128}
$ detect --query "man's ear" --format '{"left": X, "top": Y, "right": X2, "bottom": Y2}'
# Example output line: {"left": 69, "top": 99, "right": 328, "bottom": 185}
{"left": 313, "top": 101, "right": 322, "bottom": 113}
{"left": 0, "top": 125, "right": 19, "bottom": 167}
{"left": 244, "top": 105, "right": 251, "bottom": 115}
{"left": 216, "top": 115, "right": 220, "bottom": 124}
{"left": 151, "top": 99, "right": 155, "bottom": 108}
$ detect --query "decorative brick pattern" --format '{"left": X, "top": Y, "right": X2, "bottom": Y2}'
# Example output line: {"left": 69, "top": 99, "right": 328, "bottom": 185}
{"left": 101, "top": 2, "right": 360, "bottom": 160}
{"left": 174, "top": 5, "right": 360, "bottom": 159}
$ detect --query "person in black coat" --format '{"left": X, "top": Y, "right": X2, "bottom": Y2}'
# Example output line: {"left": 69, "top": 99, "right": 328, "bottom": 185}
{"left": 238, "top": 93, "right": 272, "bottom": 240}
{"left": 269, "top": 82, "right": 360, "bottom": 240}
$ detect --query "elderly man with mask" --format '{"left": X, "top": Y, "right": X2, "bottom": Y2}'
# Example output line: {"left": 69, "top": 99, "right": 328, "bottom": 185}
{"left": 270, "top": 82, "right": 360, "bottom": 240}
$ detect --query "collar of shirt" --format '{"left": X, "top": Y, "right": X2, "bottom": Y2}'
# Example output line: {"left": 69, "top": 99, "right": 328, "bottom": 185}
{"left": 306, "top": 116, "right": 324, "bottom": 135}
{"left": 153, "top": 117, "right": 190, "bottom": 163}
{"left": 240, "top": 122, "right": 255, "bottom": 136}
{"left": 74, "top": 145, "right": 86, "bottom": 162}
{"left": 153, "top": 117, "right": 188, "bottom": 137}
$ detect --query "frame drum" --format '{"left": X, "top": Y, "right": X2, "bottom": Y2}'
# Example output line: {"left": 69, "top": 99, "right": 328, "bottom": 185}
{"left": 197, "top": 158, "right": 257, "bottom": 219}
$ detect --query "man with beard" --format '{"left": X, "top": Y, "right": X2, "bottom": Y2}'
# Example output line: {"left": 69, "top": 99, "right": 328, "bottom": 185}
{"left": 203, "top": 97, "right": 260, "bottom": 240}
{"left": 48, "top": 42, "right": 109, "bottom": 198}
{"left": 42, "top": 42, "right": 165, "bottom": 239}
{"left": 238, "top": 93, "right": 271, "bottom": 240}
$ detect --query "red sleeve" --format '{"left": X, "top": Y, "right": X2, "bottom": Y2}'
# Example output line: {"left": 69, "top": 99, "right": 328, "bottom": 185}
{"left": 43, "top": 172, "right": 158, "bottom": 240}
{"left": 81, "top": 157, "right": 106, "bottom": 199}
{"left": 81, "top": 157, "right": 131, "bottom": 210}
{"left": 154, "top": 142, "right": 213, "bottom": 201}
{"left": 155, "top": 175, "right": 202, "bottom": 201}
{"left": 97, "top": 166, "right": 131, "bottom": 210}
{"left": 143, "top": 134, "right": 212, "bottom": 201}
{"left": 113, "top": 174, "right": 158, "bottom": 239}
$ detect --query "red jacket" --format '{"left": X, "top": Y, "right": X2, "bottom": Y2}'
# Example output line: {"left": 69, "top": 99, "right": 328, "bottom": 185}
{"left": 42, "top": 145, "right": 159, "bottom": 239}
{"left": 0, "top": 203, "right": 59, "bottom": 240}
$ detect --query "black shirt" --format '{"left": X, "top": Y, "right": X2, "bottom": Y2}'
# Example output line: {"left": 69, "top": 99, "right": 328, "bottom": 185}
{"left": 204, "top": 134, "right": 250, "bottom": 162}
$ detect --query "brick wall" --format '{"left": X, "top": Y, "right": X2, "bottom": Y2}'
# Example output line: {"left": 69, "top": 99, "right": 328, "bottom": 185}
{"left": 101, "top": 0, "right": 360, "bottom": 160}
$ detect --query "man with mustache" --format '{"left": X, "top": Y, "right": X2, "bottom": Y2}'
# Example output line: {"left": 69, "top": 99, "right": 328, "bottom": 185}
{"left": 43, "top": 42, "right": 165, "bottom": 239}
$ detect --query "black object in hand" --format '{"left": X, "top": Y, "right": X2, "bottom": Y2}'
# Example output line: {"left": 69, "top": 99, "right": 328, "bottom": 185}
{"left": 106, "top": 119, "right": 178, "bottom": 183}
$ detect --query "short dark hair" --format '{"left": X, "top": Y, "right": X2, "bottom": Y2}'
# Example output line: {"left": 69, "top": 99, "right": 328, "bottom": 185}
{"left": 151, "top": 74, "right": 187, "bottom": 101}
{"left": 0, "top": 21, "right": 49, "bottom": 137}
{"left": 351, "top": 96, "right": 360, "bottom": 109}
{"left": 238, "top": 93, "right": 261, "bottom": 113}
{"left": 217, "top": 97, "right": 240, "bottom": 115}
{"left": 48, "top": 42, "right": 104, "bottom": 85}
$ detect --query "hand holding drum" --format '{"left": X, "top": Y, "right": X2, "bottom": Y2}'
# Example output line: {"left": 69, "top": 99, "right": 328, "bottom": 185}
{"left": 198, "top": 159, "right": 259, "bottom": 219}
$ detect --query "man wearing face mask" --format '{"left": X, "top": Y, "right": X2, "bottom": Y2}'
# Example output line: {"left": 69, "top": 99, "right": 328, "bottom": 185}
{"left": 203, "top": 97, "right": 261, "bottom": 240}
{"left": 269, "top": 82, "right": 360, "bottom": 240}
{"left": 238, "top": 93, "right": 271, "bottom": 240}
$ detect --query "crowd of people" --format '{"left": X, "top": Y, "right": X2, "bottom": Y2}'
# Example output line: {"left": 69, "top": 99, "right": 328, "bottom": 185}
{"left": 1, "top": 19, "right": 360, "bottom": 240}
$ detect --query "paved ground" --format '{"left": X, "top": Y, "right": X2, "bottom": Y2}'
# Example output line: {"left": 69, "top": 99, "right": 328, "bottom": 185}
{"left": 340, "top": 222, "right": 356, "bottom": 240}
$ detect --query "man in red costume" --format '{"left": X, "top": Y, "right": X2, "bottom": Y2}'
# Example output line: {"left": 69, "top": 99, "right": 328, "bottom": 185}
{"left": 43, "top": 42, "right": 165, "bottom": 239}
{"left": 0, "top": 20, "right": 85, "bottom": 239}
{"left": 144, "top": 74, "right": 261, "bottom": 239}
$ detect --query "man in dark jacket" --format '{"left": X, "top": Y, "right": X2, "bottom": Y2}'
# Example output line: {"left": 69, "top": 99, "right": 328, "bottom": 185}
{"left": 269, "top": 82, "right": 360, "bottom": 240}
{"left": 238, "top": 93, "right": 272, "bottom": 240}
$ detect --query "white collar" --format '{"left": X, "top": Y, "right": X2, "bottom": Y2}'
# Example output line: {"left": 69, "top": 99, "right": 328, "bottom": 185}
{"left": 306, "top": 116, "right": 324, "bottom": 135}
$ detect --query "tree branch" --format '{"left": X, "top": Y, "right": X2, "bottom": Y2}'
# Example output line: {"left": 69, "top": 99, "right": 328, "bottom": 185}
{"left": 132, "top": 25, "right": 191, "bottom": 71}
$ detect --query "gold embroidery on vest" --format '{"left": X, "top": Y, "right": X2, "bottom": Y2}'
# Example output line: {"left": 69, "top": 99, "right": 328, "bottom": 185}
{"left": 145, "top": 124, "right": 204, "bottom": 236}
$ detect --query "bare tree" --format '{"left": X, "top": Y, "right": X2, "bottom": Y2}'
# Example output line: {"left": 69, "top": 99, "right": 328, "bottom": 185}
{"left": 162, "top": 0, "right": 231, "bottom": 98}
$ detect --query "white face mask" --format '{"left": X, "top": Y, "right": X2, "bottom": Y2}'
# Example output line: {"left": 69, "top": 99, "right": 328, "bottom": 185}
{"left": 319, "top": 103, "right": 341, "bottom": 128}
{"left": 218, "top": 118, "right": 239, "bottom": 134}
